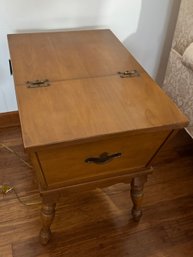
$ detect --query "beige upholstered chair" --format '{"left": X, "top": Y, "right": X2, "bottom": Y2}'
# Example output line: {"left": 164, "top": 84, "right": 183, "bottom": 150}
{"left": 162, "top": 0, "right": 193, "bottom": 137}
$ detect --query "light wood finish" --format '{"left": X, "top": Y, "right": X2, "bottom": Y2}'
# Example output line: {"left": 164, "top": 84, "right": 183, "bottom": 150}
{"left": 8, "top": 30, "right": 144, "bottom": 85}
{"left": 14, "top": 74, "right": 187, "bottom": 150}
{"left": 8, "top": 30, "right": 188, "bottom": 150}
{"left": 38, "top": 130, "right": 169, "bottom": 188}
{"left": 7, "top": 29, "right": 189, "bottom": 244}
{"left": 1, "top": 127, "right": 193, "bottom": 256}
{"left": 130, "top": 175, "right": 147, "bottom": 221}
{"left": 0, "top": 111, "right": 19, "bottom": 129}
{"left": 0, "top": 244, "right": 13, "bottom": 257}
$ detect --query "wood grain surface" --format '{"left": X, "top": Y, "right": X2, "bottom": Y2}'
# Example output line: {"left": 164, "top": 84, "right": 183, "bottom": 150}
{"left": 1, "top": 127, "right": 193, "bottom": 256}
{"left": 8, "top": 30, "right": 188, "bottom": 150}
{"left": 15, "top": 74, "right": 188, "bottom": 150}
{"left": 38, "top": 130, "right": 169, "bottom": 188}
{"left": 8, "top": 29, "right": 144, "bottom": 84}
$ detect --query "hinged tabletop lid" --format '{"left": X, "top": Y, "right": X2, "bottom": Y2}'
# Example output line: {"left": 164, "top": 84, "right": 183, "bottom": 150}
{"left": 15, "top": 73, "right": 188, "bottom": 150}
{"left": 8, "top": 29, "right": 188, "bottom": 150}
{"left": 8, "top": 29, "right": 143, "bottom": 85}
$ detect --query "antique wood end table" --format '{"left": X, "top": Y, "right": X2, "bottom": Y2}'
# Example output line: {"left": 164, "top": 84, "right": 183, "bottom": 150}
{"left": 7, "top": 29, "right": 188, "bottom": 245}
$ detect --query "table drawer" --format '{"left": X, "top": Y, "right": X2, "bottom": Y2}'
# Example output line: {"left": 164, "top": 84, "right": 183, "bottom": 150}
{"left": 37, "top": 130, "right": 170, "bottom": 187}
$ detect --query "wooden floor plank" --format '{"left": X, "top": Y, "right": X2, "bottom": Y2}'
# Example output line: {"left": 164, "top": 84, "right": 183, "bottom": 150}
{"left": 0, "top": 128, "right": 193, "bottom": 256}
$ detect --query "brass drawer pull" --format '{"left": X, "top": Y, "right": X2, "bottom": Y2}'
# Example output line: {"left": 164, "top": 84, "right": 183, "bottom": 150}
{"left": 85, "top": 152, "right": 122, "bottom": 165}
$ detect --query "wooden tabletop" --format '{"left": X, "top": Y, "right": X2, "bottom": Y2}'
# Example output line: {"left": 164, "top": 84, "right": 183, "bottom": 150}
{"left": 8, "top": 29, "right": 144, "bottom": 84}
{"left": 8, "top": 30, "right": 188, "bottom": 150}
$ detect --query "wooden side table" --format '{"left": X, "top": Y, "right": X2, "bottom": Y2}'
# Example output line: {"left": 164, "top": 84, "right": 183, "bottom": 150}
{"left": 8, "top": 29, "right": 188, "bottom": 245}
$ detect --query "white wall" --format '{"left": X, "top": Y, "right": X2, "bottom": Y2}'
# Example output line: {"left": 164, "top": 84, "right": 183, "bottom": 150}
{"left": 0, "top": 0, "right": 180, "bottom": 113}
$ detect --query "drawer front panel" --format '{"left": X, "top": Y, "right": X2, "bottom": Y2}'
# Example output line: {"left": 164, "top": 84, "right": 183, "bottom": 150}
{"left": 38, "top": 131, "right": 170, "bottom": 187}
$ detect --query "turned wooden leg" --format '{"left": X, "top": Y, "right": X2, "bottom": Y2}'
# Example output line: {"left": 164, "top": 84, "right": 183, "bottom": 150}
{"left": 130, "top": 175, "right": 147, "bottom": 222}
{"left": 39, "top": 201, "right": 56, "bottom": 245}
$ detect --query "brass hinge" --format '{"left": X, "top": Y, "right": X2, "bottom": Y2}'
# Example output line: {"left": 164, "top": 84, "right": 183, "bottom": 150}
{"left": 26, "top": 79, "right": 50, "bottom": 88}
{"left": 118, "top": 70, "right": 139, "bottom": 78}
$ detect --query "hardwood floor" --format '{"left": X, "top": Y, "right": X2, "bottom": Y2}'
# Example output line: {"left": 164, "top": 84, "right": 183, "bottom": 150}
{"left": 1, "top": 127, "right": 193, "bottom": 257}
